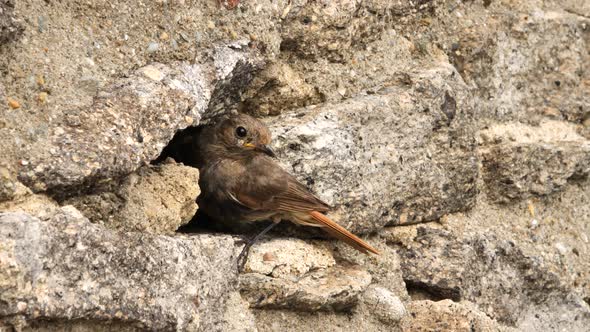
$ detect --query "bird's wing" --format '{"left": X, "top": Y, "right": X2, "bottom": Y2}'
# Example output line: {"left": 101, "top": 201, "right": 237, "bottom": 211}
{"left": 229, "top": 156, "right": 379, "bottom": 255}
{"left": 230, "top": 156, "right": 331, "bottom": 213}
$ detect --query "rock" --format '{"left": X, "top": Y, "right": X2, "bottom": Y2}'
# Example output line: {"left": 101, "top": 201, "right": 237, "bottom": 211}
{"left": 361, "top": 286, "right": 407, "bottom": 324}
{"left": 326, "top": 233, "right": 409, "bottom": 302}
{"left": 0, "top": 166, "right": 17, "bottom": 202}
{"left": 17, "top": 42, "right": 261, "bottom": 198}
{"left": 0, "top": 181, "right": 58, "bottom": 218}
{"left": 268, "top": 65, "right": 477, "bottom": 233}
{"left": 0, "top": 0, "right": 588, "bottom": 330}
{"left": 441, "top": 5, "right": 590, "bottom": 125}
{"left": 399, "top": 300, "right": 507, "bottom": 332}
{"left": 0, "top": 207, "right": 239, "bottom": 331}
{"left": 0, "top": 0, "right": 23, "bottom": 45}
{"left": 220, "top": 292, "right": 258, "bottom": 332}
{"left": 390, "top": 225, "right": 590, "bottom": 328}
{"left": 240, "top": 61, "right": 322, "bottom": 116}
{"left": 253, "top": 307, "right": 392, "bottom": 332}
{"left": 66, "top": 162, "right": 200, "bottom": 234}
{"left": 240, "top": 265, "right": 371, "bottom": 312}
{"left": 279, "top": 1, "right": 426, "bottom": 64}
{"left": 239, "top": 238, "right": 371, "bottom": 311}
{"left": 242, "top": 238, "right": 335, "bottom": 276}
{"left": 480, "top": 121, "right": 590, "bottom": 203}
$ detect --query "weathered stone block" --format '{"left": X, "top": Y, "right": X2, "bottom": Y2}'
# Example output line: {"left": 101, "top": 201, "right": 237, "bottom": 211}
{"left": 269, "top": 65, "right": 477, "bottom": 233}
{"left": 67, "top": 161, "right": 200, "bottom": 234}
{"left": 0, "top": 207, "right": 239, "bottom": 331}
{"left": 18, "top": 43, "right": 260, "bottom": 198}
{"left": 240, "top": 238, "right": 371, "bottom": 311}
{"left": 480, "top": 121, "right": 590, "bottom": 203}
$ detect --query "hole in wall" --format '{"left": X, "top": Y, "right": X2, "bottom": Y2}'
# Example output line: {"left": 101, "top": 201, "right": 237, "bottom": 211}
{"left": 404, "top": 279, "right": 462, "bottom": 302}
{"left": 153, "top": 121, "right": 331, "bottom": 239}
{"left": 153, "top": 124, "right": 226, "bottom": 234}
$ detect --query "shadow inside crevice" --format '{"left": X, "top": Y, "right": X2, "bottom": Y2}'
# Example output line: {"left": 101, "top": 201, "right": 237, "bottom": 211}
{"left": 404, "top": 279, "right": 462, "bottom": 302}
{"left": 152, "top": 125, "right": 203, "bottom": 168}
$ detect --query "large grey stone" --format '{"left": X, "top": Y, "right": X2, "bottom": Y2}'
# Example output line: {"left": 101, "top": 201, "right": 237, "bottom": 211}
{"left": 17, "top": 42, "right": 260, "bottom": 198}
{"left": 389, "top": 225, "right": 590, "bottom": 328}
{"left": 66, "top": 161, "right": 200, "bottom": 234}
{"left": 399, "top": 300, "right": 509, "bottom": 332}
{"left": 480, "top": 121, "right": 590, "bottom": 203}
{"left": 0, "top": 207, "right": 239, "bottom": 331}
{"left": 439, "top": 4, "right": 589, "bottom": 125}
{"left": 268, "top": 65, "right": 477, "bottom": 233}
{"left": 240, "top": 238, "right": 371, "bottom": 311}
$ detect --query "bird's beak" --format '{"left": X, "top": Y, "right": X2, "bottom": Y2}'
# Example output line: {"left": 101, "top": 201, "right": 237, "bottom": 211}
{"left": 244, "top": 142, "right": 275, "bottom": 157}
{"left": 256, "top": 144, "right": 276, "bottom": 157}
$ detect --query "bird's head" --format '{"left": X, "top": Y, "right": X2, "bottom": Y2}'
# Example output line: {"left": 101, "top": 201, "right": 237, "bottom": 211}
{"left": 212, "top": 113, "right": 275, "bottom": 157}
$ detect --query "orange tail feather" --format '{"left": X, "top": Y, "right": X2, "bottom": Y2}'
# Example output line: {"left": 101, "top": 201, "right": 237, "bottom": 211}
{"left": 309, "top": 211, "right": 380, "bottom": 255}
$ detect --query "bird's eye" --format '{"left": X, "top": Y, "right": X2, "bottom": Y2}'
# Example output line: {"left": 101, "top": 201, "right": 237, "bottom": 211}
{"left": 236, "top": 126, "right": 247, "bottom": 138}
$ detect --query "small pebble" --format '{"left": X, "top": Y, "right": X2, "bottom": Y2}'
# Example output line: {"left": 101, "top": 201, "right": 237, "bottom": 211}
{"left": 263, "top": 252, "right": 276, "bottom": 262}
{"left": 141, "top": 66, "right": 164, "bottom": 81}
{"left": 7, "top": 97, "right": 20, "bottom": 109}
{"left": 38, "top": 16, "right": 46, "bottom": 33}
{"left": 38, "top": 92, "right": 48, "bottom": 103}
{"left": 179, "top": 32, "right": 190, "bottom": 42}
{"left": 16, "top": 302, "right": 27, "bottom": 311}
{"left": 555, "top": 242, "right": 568, "bottom": 255}
{"left": 530, "top": 219, "right": 539, "bottom": 229}
{"left": 36, "top": 74, "right": 45, "bottom": 87}
{"left": 20, "top": 160, "right": 29, "bottom": 166}
{"left": 159, "top": 32, "right": 169, "bottom": 41}
{"left": 363, "top": 286, "right": 407, "bottom": 324}
{"left": 527, "top": 201, "right": 535, "bottom": 217}
{"left": 147, "top": 42, "right": 159, "bottom": 53}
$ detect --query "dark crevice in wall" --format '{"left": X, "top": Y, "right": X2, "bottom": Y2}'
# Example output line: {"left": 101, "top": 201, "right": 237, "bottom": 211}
{"left": 153, "top": 125, "right": 203, "bottom": 168}
{"left": 404, "top": 279, "right": 462, "bottom": 302}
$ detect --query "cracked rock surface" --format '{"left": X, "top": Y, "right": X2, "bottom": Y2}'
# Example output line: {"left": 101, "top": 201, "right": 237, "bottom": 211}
{"left": 1, "top": 0, "right": 589, "bottom": 331}
{"left": 240, "top": 239, "right": 371, "bottom": 311}
{"left": 269, "top": 65, "right": 477, "bottom": 233}
{"left": 66, "top": 161, "right": 200, "bottom": 234}
{"left": 0, "top": 207, "right": 239, "bottom": 331}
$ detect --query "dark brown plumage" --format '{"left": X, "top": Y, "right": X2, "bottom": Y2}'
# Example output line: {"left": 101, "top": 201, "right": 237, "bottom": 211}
{"left": 195, "top": 113, "right": 379, "bottom": 256}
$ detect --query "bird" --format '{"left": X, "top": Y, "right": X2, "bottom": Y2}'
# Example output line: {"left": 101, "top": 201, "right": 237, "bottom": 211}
{"left": 192, "top": 113, "right": 379, "bottom": 268}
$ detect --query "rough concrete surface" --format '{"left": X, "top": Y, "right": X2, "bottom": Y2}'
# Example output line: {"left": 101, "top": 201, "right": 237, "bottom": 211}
{"left": 399, "top": 299, "right": 507, "bottom": 332}
{"left": 268, "top": 65, "right": 477, "bottom": 233}
{"left": 1, "top": 0, "right": 589, "bottom": 331}
{"left": 0, "top": 207, "right": 239, "bottom": 331}
{"left": 66, "top": 161, "right": 200, "bottom": 234}
{"left": 480, "top": 120, "right": 590, "bottom": 203}
{"left": 240, "top": 239, "right": 371, "bottom": 311}
{"left": 0, "top": 0, "right": 22, "bottom": 45}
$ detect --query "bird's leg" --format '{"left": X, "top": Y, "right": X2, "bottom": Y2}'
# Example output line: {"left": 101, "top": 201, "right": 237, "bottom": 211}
{"left": 236, "top": 221, "right": 280, "bottom": 272}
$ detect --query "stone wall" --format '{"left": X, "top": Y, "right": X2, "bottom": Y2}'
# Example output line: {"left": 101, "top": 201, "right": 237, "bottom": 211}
{"left": 1, "top": 0, "right": 589, "bottom": 331}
